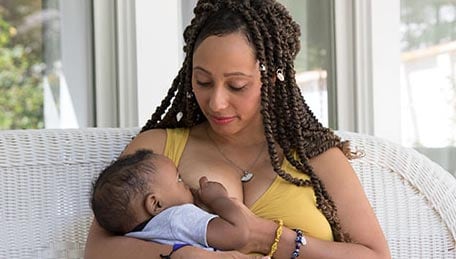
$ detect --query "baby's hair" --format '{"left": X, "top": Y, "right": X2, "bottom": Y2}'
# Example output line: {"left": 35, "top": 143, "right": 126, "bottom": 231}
{"left": 141, "top": 0, "right": 354, "bottom": 242}
{"left": 91, "top": 149, "right": 158, "bottom": 234}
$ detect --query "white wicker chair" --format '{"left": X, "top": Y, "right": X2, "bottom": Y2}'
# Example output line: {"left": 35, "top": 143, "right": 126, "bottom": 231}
{"left": 337, "top": 131, "right": 456, "bottom": 259}
{"left": 0, "top": 128, "right": 139, "bottom": 259}
{"left": 0, "top": 128, "right": 455, "bottom": 259}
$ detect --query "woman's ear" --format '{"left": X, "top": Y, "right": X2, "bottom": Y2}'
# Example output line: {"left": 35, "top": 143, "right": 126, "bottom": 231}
{"left": 144, "top": 193, "right": 162, "bottom": 216}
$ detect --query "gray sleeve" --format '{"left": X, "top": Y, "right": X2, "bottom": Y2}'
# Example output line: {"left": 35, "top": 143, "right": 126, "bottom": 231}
{"left": 125, "top": 204, "right": 217, "bottom": 249}
{"left": 168, "top": 204, "right": 218, "bottom": 247}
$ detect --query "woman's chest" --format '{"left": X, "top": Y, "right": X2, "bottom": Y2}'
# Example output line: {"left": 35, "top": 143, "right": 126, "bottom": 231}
{"left": 177, "top": 144, "right": 276, "bottom": 205}
{"left": 249, "top": 177, "right": 333, "bottom": 241}
{"left": 177, "top": 148, "right": 245, "bottom": 200}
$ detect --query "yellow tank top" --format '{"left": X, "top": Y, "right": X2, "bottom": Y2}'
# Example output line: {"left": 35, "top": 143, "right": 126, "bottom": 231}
{"left": 164, "top": 128, "right": 333, "bottom": 241}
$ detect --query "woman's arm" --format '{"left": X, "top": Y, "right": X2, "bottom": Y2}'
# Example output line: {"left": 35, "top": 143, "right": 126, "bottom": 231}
{"left": 84, "top": 218, "right": 270, "bottom": 259}
{"left": 84, "top": 219, "right": 172, "bottom": 259}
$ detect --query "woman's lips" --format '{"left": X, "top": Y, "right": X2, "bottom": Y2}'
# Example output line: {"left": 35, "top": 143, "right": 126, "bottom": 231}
{"left": 210, "top": 116, "right": 236, "bottom": 125}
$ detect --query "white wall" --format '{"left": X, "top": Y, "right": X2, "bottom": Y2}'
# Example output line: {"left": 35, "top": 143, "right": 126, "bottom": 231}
{"left": 335, "top": 0, "right": 401, "bottom": 144}
{"left": 370, "top": 0, "right": 401, "bottom": 143}
{"left": 135, "top": 0, "right": 182, "bottom": 126}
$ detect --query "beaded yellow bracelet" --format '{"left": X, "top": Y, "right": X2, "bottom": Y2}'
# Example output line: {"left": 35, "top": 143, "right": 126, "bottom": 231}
{"left": 267, "top": 219, "right": 284, "bottom": 257}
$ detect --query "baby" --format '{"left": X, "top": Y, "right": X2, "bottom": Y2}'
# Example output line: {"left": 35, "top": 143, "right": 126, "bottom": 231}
{"left": 91, "top": 149, "right": 252, "bottom": 251}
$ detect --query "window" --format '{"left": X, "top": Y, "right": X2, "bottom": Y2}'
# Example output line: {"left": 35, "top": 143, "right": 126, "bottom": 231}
{"left": 279, "top": 0, "right": 336, "bottom": 127}
{"left": 343, "top": 0, "right": 455, "bottom": 176}
{"left": 0, "top": 0, "right": 94, "bottom": 129}
{"left": 400, "top": 0, "right": 456, "bottom": 174}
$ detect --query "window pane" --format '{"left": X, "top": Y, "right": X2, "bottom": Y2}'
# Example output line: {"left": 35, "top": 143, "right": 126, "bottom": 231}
{"left": 0, "top": 0, "right": 93, "bottom": 129}
{"left": 279, "top": 0, "right": 335, "bottom": 127}
{"left": 400, "top": 0, "right": 456, "bottom": 174}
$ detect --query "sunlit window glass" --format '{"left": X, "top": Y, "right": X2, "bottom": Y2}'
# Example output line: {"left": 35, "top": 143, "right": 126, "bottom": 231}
{"left": 279, "top": 0, "right": 335, "bottom": 127}
{"left": 0, "top": 1, "right": 45, "bottom": 129}
{"left": 0, "top": 0, "right": 93, "bottom": 130}
{"left": 400, "top": 0, "right": 456, "bottom": 173}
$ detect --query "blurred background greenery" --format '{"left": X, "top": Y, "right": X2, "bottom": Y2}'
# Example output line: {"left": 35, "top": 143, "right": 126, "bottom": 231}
{"left": 0, "top": 1, "right": 44, "bottom": 129}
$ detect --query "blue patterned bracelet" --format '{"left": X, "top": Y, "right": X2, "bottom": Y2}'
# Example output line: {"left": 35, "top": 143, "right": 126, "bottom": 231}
{"left": 291, "top": 229, "right": 307, "bottom": 258}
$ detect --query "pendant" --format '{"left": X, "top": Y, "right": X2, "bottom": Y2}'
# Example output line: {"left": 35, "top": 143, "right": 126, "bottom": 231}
{"left": 241, "top": 171, "right": 254, "bottom": 182}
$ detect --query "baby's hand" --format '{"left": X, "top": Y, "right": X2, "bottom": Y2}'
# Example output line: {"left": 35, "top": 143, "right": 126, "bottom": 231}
{"left": 198, "top": 176, "right": 229, "bottom": 205}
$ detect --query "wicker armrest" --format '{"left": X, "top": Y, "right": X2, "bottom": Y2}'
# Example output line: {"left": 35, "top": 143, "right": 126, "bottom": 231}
{"left": 0, "top": 128, "right": 139, "bottom": 259}
{"left": 338, "top": 131, "right": 456, "bottom": 258}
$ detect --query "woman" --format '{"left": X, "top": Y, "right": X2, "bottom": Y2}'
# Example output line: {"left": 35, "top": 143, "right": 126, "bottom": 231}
{"left": 85, "top": 0, "right": 390, "bottom": 258}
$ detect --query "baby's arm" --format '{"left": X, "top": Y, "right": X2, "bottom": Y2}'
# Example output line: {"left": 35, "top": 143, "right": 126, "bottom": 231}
{"left": 198, "top": 177, "right": 253, "bottom": 251}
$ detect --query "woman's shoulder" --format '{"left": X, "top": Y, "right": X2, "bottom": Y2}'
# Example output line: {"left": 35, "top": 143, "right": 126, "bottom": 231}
{"left": 309, "top": 146, "right": 364, "bottom": 199}
{"left": 310, "top": 147, "right": 356, "bottom": 182}
{"left": 311, "top": 146, "right": 347, "bottom": 164}
{"left": 121, "top": 128, "right": 167, "bottom": 156}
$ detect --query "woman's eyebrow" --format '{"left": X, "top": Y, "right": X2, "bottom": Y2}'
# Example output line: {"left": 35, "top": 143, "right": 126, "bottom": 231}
{"left": 193, "top": 66, "right": 211, "bottom": 75}
{"left": 223, "top": 71, "right": 253, "bottom": 77}
{"left": 193, "top": 66, "right": 253, "bottom": 77}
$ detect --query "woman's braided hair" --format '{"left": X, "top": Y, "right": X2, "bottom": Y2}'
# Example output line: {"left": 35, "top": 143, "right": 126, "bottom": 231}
{"left": 141, "top": 0, "right": 355, "bottom": 242}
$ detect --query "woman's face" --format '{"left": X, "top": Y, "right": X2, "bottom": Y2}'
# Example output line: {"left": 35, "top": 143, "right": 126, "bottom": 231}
{"left": 192, "top": 32, "right": 263, "bottom": 135}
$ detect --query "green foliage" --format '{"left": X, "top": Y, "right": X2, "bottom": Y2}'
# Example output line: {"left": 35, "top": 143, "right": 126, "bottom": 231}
{"left": 401, "top": 0, "right": 456, "bottom": 51}
{"left": 0, "top": 15, "right": 44, "bottom": 129}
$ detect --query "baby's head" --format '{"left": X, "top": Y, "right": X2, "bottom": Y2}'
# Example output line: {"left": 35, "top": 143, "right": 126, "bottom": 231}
{"left": 91, "top": 149, "right": 193, "bottom": 234}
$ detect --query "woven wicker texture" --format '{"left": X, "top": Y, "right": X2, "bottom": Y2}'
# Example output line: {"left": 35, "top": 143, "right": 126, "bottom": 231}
{"left": 338, "top": 131, "right": 456, "bottom": 258}
{"left": 0, "top": 128, "right": 454, "bottom": 258}
{"left": 0, "top": 128, "right": 139, "bottom": 259}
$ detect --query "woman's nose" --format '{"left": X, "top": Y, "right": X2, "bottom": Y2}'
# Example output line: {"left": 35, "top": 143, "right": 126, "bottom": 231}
{"left": 208, "top": 86, "right": 229, "bottom": 112}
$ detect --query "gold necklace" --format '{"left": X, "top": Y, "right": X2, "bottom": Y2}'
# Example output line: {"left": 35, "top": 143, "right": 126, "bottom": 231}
{"left": 206, "top": 127, "right": 266, "bottom": 183}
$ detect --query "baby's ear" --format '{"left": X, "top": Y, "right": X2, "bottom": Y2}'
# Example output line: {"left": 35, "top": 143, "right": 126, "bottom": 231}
{"left": 144, "top": 193, "right": 162, "bottom": 216}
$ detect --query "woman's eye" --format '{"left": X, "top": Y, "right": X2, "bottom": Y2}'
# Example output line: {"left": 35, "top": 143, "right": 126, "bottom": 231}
{"left": 229, "top": 84, "right": 246, "bottom": 91}
{"left": 196, "top": 81, "right": 211, "bottom": 87}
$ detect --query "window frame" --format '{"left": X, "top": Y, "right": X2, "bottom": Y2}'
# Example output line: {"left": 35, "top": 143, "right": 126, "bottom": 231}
{"left": 334, "top": 0, "right": 401, "bottom": 144}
